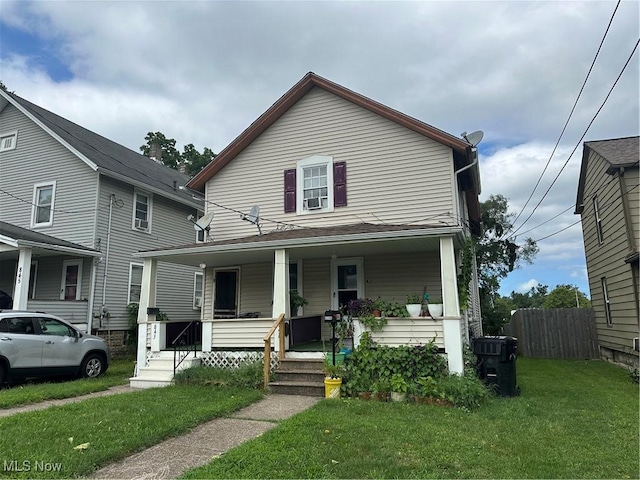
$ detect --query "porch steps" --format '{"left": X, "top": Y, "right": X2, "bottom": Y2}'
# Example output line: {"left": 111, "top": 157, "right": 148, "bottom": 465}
{"left": 130, "top": 351, "right": 201, "bottom": 389}
{"left": 269, "top": 358, "right": 325, "bottom": 397}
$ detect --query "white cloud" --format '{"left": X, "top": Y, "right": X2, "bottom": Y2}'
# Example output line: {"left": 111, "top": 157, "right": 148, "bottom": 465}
{"left": 515, "top": 279, "right": 540, "bottom": 293}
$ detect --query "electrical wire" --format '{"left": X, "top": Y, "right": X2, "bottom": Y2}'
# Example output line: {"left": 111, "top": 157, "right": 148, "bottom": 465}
{"left": 0, "top": 187, "right": 123, "bottom": 214}
{"left": 508, "top": 0, "right": 622, "bottom": 235}
{"left": 507, "top": 37, "right": 640, "bottom": 239}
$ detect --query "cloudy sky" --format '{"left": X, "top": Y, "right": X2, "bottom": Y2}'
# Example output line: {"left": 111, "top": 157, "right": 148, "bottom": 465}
{"left": 1, "top": 0, "right": 638, "bottom": 298}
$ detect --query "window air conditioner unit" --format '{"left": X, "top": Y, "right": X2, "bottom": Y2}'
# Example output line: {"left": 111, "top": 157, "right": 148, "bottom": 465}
{"left": 135, "top": 218, "right": 148, "bottom": 230}
{"left": 304, "top": 197, "right": 322, "bottom": 210}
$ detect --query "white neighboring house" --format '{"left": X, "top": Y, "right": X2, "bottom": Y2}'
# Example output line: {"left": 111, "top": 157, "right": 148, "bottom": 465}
{"left": 131, "top": 72, "right": 484, "bottom": 387}
{"left": 0, "top": 90, "right": 203, "bottom": 354}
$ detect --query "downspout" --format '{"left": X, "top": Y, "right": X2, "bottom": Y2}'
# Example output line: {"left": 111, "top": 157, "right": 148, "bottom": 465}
{"left": 454, "top": 147, "right": 479, "bottom": 229}
{"left": 100, "top": 194, "right": 115, "bottom": 328}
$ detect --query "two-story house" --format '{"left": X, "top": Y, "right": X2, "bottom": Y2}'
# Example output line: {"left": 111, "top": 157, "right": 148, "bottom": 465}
{"left": 575, "top": 136, "right": 639, "bottom": 369}
{"left": 130, "top": 72, "right": 483, "bottom": 387}
{"left": 0, "top": 90, "right": 203, "bottom": 354}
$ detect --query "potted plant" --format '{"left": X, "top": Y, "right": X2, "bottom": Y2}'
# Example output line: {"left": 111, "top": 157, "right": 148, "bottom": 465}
{"left": 426, "top": 294, "right": 443, "bottom": 318}
{"left": 371, "top": 377, "right": 390, "bottom": 402}
{"left": 406, "top": 293, "right": 422, "bottom": 317}
{"left": 390, "top": 373, "right": 408, "bottom": 402}
{"left": 323, "top": 357, "right": 344, "bottom": 399}
{"left": 289, "top": 289, "right": 308, "bottom": 316}
{"left": 372, "top": 297, "right": 385, "bottom": 317}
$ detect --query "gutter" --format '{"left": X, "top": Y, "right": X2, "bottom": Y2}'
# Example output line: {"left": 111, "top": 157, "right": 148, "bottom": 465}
{"left": 134, "top": 225, "right": 463, "bottom": 259}
{"left": 17, "top": 240, "right": 102, "bottom": 257}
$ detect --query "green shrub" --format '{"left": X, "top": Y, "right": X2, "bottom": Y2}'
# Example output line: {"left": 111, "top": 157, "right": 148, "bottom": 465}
{"left": 174, "top": 361, "right": 264, "bottom": 389}
{"left": 630, "top": 367, "right": 639, "bottom": 384}
{"left": 437, "top": 374, "right": 491, "bottom": 409}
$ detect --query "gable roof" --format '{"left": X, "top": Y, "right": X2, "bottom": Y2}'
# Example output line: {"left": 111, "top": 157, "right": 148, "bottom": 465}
{"left": 0, "top": 220, "right": 101, "bottom": 257}
{"left": 187, "top": 72, "right": 476, "bottom": 192}
{"left": 575, "top": 136, "right": 639, "bottom": 213}
{"left": 0, "top": 91, "right": 201, "bottom": 209}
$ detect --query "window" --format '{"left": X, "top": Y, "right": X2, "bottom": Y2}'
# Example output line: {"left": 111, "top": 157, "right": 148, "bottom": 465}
{"left": 128, "top": 263, "right": 144, "bottom": 304}
{"left": 593, "top": 196, "right": 604, "bottom": 244}
{"left": 601, "top": 277, "right": 612, "bottom": 325}
{"left": 38, "top": 317, "right": 74, "bottom": 337}
{"left": 284, "top": 156, "right": 347, "bottom": 214}
{"left": 193, "top": 272, "right": 203, "bottom": 309}
{"left": 31, "top": 181, "right": 56, "bottom": 227}
{"left": 0, "top": 131, "right": 17, "bottom": 152}
{"left": 133, "top": 191, "right": 151, "bottom": 232}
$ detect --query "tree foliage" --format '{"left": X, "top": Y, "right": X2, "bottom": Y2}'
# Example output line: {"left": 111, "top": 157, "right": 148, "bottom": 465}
{"left": 476, "top": 194, "right": 539, "bottom": 334}
{"left": 543, "top": 284, "right": 591, "bottom": 308}
{"left": 510, "top": 284, "right": 548, "bottom": 309}
{"left": 140, "top": 132, "right": 216, "bottom": 176}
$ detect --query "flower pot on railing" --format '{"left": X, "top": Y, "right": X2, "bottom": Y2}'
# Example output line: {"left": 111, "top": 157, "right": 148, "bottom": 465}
{"left": 406, "top": 304, "right": 422, "bottom": 317}
{"left": 427, "top": 303, "right": 443, "bottom": 317}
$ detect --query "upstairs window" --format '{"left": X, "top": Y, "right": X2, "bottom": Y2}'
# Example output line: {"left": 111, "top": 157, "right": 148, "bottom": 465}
{"left": 593, "top": 196, "right": 604, "bottom": 244}
{"left": 31, "top": 181, "right": 56, "bottom": 227}
{"left": 284, "top": 156, "right": 347, "bottom": 214}
{"left": 0, "top": 131, "right": 17, "bottom": 152}
{"left": 133, "top": 191, "right": 151, "bottom": 232}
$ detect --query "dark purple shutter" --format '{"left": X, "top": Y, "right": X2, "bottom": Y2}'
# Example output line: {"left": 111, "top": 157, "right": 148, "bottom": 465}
{"left": 334, "top": 161, "right": 347, "bottom": 207}
{"left": 284, "top": 169, "right": 296, "bottom": 213}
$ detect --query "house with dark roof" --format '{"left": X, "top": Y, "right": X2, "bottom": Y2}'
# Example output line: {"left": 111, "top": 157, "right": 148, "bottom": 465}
{"left": 575, "top": 136, "right": 639, "bottom": 368}
{"left": 130, "top": 73, "right": 484, "bottom": 389}
{"left": 0, "top": 91, "right": 203, "bottom": 352}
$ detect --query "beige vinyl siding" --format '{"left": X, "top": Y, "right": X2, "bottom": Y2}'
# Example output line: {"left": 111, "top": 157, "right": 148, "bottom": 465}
{"left": 238, "top": 263, "right": 272, "bottom": 315}
{"left": 581, "top": 150, "right": 638, "bottom": 356}
{"left": 204, "top": 87, "right": 457, "bottom": 241}
{"left": 622, "top": 167, "right": 639, "bottom": 252}
{"left": 94, "top": 176, "right": 201, "bottom": 330}
{"left": 0, "top": 104, "right": 97, "bottom": 247}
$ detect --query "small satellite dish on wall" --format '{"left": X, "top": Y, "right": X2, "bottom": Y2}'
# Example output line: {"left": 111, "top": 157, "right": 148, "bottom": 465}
{"left": 188, "top": 211, "right": 214, "bottom": 232}
{"left": 240, "top": 205, "right": 262, "bottom": 235}
{"left": 461, "top": 130, "right": 484, "bottom": 147}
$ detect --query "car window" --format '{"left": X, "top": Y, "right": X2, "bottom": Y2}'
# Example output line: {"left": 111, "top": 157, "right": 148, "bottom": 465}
{"left": 5, "top": 317, "right": 36, "bottom": 334}
{"left": 38, "top": 317, "right": 75, "bottom": 337}
{"left": 0, "top": 318, "right": 8, "bottom": 333}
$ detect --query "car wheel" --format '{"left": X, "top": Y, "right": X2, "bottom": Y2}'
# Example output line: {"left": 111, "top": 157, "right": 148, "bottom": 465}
{"left": 81, "top": 354, "right": 105, "bottom": 378}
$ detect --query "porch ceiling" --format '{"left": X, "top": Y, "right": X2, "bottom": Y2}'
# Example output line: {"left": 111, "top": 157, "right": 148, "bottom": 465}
{"left": 135, "top": 223, "right": 461, "bottom": 268}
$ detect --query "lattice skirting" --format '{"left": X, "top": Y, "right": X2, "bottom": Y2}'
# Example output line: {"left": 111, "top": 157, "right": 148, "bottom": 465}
{"left": 200, "top": 351, "right": 280, "bottom": 371}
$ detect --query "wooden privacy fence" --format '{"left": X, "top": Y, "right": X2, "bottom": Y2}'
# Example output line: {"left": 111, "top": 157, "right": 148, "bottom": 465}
{"left": 503, "top": 308, "right": 599, "bottom": 359}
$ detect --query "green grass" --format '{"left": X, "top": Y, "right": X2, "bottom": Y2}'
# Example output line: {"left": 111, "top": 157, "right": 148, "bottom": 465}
{"left": 0, "top": 385, "right": 263, "bottom": 478}
{"left": 0, "top": 357, "right": 134, "bottom": 409}
{"left": 182, "top": 358, "right": 639, "bottom": 479}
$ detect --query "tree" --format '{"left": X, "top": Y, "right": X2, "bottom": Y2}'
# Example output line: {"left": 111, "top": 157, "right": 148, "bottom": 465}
{"left": 482, "top": 296, "right": 516, "bottom": 335}
{"left": 510, "top": 284, "right": 548, "bottom": 309}
{"left": 140, "top": 132, "right": 181, "bottom": 170}
{"left": 543, "top": 284, "right": 591, "bottom": 308}
{"left": 140, "top": 132, "right": 215, "bottom": 176}
{"left": 476, "top": 194, "right": 539, "bottom": 333}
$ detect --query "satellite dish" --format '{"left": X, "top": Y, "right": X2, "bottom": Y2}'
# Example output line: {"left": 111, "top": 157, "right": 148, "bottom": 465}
{"left": 193, "top": 211, "right": 214, "bottom": 231}
{"left": 461, "top": 130, "right": 484, "bottom": 147}
{"left": 240, "top": 205, "right": 262, "bottom": 235}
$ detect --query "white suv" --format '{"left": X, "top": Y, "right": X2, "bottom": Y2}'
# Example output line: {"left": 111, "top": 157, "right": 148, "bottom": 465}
{"left": 0, "top": 311, "right": 110, "bottom": 387}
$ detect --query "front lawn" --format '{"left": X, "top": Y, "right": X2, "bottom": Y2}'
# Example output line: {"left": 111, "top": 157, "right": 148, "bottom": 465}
{"left": 182, "top": 358, "right": 639, "bottom": 479}
{"left": 0, "top": 385, "right": 263, "bottom": 478}
{"left": 0, "top": 357, "right": 134, "bottom": 409}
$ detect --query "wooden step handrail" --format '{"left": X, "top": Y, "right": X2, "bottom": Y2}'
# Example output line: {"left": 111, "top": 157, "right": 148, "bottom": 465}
{"left": 263, "top": 313, "right": 285, "bottom": 389}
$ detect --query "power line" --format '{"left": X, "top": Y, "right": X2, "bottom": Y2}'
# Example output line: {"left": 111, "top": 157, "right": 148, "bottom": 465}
{"left": 508, "top": 37, "right": 640, "bottom": 239}
{"left": 507, "top": 0, "right": 622, "bottom": 235}
{"left": 0, "top": 187, "right": 122, "bottom": 214}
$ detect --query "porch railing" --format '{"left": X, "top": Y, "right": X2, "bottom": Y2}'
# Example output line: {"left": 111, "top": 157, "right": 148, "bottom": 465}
{"left": 263, "top": 314, "right": 285, "bottom": 389}
{"left": 172, "top": 321, "right": 201, "bottom": 375}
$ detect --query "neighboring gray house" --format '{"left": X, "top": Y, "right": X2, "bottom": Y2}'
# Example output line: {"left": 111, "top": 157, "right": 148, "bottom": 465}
{"left": 575, "top": 136, "right": 639, "bottom": 369}
{"left": 0, "top": 90, "right": 203, "bottom": 351}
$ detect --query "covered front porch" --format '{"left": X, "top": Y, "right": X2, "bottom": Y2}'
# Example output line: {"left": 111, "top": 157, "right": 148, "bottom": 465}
{"left": 131, "top": 224, "right": 477, "bottom": 385}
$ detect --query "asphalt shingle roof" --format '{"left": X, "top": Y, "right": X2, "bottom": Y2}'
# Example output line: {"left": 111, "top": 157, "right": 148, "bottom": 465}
{"left": 7, "top": 93, "right": 199, "bottom": 206}
{"left": 0, "top": 220, "right": 99, "bottom": 253}
{"left": 585, "top": 136, "right": 639, "bottom": 170}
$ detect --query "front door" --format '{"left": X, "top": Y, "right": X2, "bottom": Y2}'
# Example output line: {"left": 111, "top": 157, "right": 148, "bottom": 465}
{"left": 331, "top": 257, "right": 364, "bottom": 311}
{"left": 214, "top": 269, "right": 239, "bottom": 318}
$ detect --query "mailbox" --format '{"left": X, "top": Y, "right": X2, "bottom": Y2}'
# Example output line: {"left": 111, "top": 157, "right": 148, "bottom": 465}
{"left": 324, "top": 310, "right": 342, "bottom": 324}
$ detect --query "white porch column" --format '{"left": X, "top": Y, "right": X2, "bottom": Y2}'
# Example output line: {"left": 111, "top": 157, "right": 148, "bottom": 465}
{"left": 272, "top": 249, "right": 290, "bottom": 352}
{"left": 136, "top": 258, "right": 157, "bottom": 370}
{"left": 13, "top": 248, "right": 32, "bottom": 310}
{"left": 440, "top": 237, "right": 463, "bottom": 374}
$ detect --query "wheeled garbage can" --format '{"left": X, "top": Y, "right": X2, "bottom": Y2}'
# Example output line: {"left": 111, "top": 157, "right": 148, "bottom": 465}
{"left": 473, "top": 336, "right": 520, "bottom": 396}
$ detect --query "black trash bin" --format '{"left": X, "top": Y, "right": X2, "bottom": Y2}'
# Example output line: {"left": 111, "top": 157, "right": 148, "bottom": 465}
{"left": 473, "top": 336, "right": 520, "bottom": 397}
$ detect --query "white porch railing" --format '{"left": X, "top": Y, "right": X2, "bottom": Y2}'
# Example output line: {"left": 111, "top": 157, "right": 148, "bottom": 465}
{"left": 366, "top": 317, "right": 445, "bottom": 348}
{"left": 203, "top": 317, "right": 277, "bottom": 350}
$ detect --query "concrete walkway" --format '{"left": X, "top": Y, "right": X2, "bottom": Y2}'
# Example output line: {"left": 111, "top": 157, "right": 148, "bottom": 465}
{"left": 89, "top": 394, "right": 321, "bottom": 479}
{"left": 0, "top": 385, "right": 138, "bottom": 418}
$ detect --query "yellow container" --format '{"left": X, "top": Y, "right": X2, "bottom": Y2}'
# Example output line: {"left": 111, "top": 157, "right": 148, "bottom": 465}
{"left": 324, "top": 377, "right": 342, "bottom": 399}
